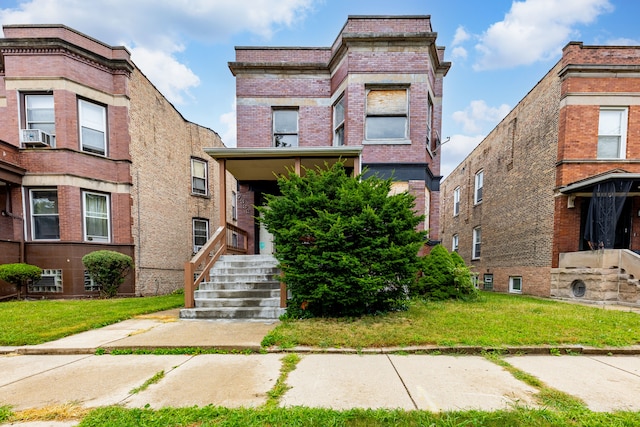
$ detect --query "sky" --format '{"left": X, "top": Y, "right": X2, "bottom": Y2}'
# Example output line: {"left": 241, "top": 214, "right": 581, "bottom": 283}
{"left": 0, "top": 0, "right": 638, "bottom": 177}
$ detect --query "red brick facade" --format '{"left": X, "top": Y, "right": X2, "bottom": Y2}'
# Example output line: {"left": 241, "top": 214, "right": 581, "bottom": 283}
{"left": 228, "top": 16, "right": 450, "bottom": 251}
{"left": 441, "top": 42, "right": 640, "bottom": 297}
{"left": 0, "top": 25, "right": 227, "bottom": 298}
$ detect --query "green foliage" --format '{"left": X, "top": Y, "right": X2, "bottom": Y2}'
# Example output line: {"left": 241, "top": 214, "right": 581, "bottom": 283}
{"left": 258, "top": 162, "right": 425, "bottom": 318}
{"left": 414, "top": 245, "right": 478, "bottom": 301}
{"left": 82, "top": 250, "right": 133, "bottom": 298}
{"left": 0, "top": 263, "right": 42, "bottom": 298}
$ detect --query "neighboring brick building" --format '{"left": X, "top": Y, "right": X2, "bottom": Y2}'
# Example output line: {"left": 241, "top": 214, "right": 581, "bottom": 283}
{"left": 208, "top": 15, "right": 450, "bottom": 254}
{"left": 440, "top": 42, "right": 640, "bottom": 301}
{"left": 0, "top": 24, "right": 232, "bottom": 298}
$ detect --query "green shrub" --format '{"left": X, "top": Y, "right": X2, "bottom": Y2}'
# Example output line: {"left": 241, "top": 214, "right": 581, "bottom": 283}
{"left": 82, "top": 250, "right": 133, "bottom": 298}
{"left": 258, "top": 162, "right": 425, "bottom": 318}
{"left": 0, "top": 263, "right": 42, "bottom": 299}
{"left": 414, "top": 245, "right": 478, "bottom": 301}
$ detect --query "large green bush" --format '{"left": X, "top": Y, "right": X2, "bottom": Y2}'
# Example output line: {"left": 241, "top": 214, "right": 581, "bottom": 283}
{"left": 0, "top": 263, "right": 42, "bottom": 299}
{"left": 415, "top": 245, "right": 478, "bottom": 301}
{"left": 258, "top": 162, "right": 425, "bottom": 318}
{"left": 82, "top": 250, "right": 133, "bottom": 298}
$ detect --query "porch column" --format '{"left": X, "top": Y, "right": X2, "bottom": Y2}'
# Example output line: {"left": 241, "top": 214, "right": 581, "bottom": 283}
{"left": 218, "top": 159, "right": 227, "bottom": 227}
{"left": 353, "top": 155, "right": 360, "bottom": 176}
{"left": 294, "top": 157, "right": 301, "bottom": 175}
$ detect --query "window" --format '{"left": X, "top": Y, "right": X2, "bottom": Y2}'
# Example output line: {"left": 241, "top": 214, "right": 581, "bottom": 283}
{"left": 333, "top": 96, "right": 345, "bottom": 146}
{"left": 509, "top": 276, "right": 523, "bottom": 294}
{"left": 365, "top": 88, "right": 408, "bottom": 140}
{"left": 24, "top": 94, "right": 55, "bottom": 146}
{"left": 472, "top": 227, "right": 481, "bottom": 260}
{"left": 483, "top": 274, "right": 493, "bottom": 290}
{"left": 232, "top": 190, "right": 237, "bottom": 220}
{"left": 427, "top": 96, "right": 434, "bottom": 150}
{"left": 452, "top": 234, "right": 459, "bottom": 252}
{"left": 30, "top": 189, "right": 59, "bottom": 240}
{"left": 83, "top": 191, "right": 110, "bottom": 242}
{"left": 84, "top": 270, "right": 100, "bottom": 292}
{"left": 193, "top": 218, "right": 209, "bottom": 252}
{"left": 191, "top": 158, "right": 208, "bottom": 196}
{"left": 79, "top": 99, "right": 107, "bottom": 155}
{"left": 598, "top": 108, "right": 627, "bottom": 159}
{"left": 273, "top": 109, "right": 298, "bottom": 147}
{"left": 453, "top": 186, "right": 461, "bottom": 216}
{"left": 474, "top": 170, "right": 484, "bottom": 204}
{"left": 30, "top": 269, "right": 63, "bottom": 293}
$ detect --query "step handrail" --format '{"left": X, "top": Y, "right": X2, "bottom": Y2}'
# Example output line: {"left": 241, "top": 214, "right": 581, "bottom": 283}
{"left": 184, "top": 226, "right": 226, "bottom": 308}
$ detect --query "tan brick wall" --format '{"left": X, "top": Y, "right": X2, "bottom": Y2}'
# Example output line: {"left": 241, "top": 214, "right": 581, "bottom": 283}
{"left": 129, "top": 69, "right": 227, "bottom": 295}
{"left": 440, "top": 62, "right": 562, "bottom": 297}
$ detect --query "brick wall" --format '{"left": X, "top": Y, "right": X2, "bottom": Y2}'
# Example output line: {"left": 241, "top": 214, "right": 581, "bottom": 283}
{"left": 440, "top": 61, "right": 562, "bottom": 297}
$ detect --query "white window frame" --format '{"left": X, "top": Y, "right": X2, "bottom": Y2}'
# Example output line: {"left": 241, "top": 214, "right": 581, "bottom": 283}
{"left": 83, "top": 191, "right": 110, "bottom": 243}
{"left": 474, "top": 170, "right": 484, "bottom": 205}
{"left": 24, "top": 93, "right": 56, "bottom": 146}
{"left": 452, "top": 234, "right": 459, "bottom": 252}
{"left": 78, "top": 99, "right": 107, "bottom": 156}
{"left": 472, "top": 227, "right": 481, "bottom": 260}
{"left": 273, "top": 109, "right": 299, "bottom": 147}
{"left": 333, "top": 95, "right": 345, "bottom": 146}
{"left": 597, "top": 107, "right": 628, "bottom": 159}
{"left": 364, "top": 87, "right": 409, "bottom": 142}
{"left": 30, "top": 188, "right": 60, "bottom": 241}
{"left": 191, "top": 158, "right": 208, "bottom": 196}
{"left": 509, "top": 276, "right": 523, "bottom": 294}
{"left": 193, "top": 218, "right": 209, "bottom": 253}
{"left": 453, "top": 186, "right": 461, "bottom": 216}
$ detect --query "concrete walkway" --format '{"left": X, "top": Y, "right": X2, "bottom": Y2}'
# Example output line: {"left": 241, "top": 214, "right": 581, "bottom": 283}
{"left": 2, "top": 308, "right": 640, "bottom": 426}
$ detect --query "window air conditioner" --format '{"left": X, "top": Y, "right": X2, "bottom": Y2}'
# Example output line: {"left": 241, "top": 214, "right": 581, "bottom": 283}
{"left": 20, "top": 129, "right": 52, "bottom": 147}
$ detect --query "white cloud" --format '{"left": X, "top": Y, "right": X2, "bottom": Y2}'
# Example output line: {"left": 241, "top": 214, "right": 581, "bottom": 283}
{"left": 451, "top": 46, "right": 468, "bottom": 60}
{"left": 473, "top": 0, "right": 613, "bottom": 70}
{"left": 440, "top": 134, "right": 485, "bottom": 178}
{"left": 452, "top": 100, "right": 510, "bottom": 134}
{"left": 605, "top": 37, "right": 640, "bottom": 46}
{"left": 0, "top": 0, "right": 318, "bottom": 105}
{"left": 452, "top": 26, "right": 470, "bottom": 46}
{"left": 219, "top": 101, "right": 237, "bottom": 148}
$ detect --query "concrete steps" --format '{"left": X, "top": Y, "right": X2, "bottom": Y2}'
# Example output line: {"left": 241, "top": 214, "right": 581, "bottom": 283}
{"left": 180, "top": 255, "right": 285, "bottom": 319}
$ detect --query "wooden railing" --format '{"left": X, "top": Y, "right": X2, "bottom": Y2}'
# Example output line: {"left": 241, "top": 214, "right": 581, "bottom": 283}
{"left": 184, "top": 223, "right": 248, "bottom": 308}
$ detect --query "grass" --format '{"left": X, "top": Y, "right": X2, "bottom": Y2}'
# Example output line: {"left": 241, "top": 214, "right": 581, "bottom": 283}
{"left": 0, "top": 293, "right": 184, "bottom": 346}
{"left": 262, "top": 292, "right": 640, "bottom": 349}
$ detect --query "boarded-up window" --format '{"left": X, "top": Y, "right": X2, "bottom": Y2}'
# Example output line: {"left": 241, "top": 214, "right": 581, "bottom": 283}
{"left": 365, "top": 89, "right": 408, "bottom": 140}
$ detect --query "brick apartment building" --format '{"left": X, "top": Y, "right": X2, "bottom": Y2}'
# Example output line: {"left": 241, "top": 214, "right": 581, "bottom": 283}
{"left": 207, "top": 15, "right": 451, "bottom": 254}
{"left": 0, "top": 25, "right": 233, "bottom": 298}
{"left": 440, "top": 42, "right": 640, "bottom": 303}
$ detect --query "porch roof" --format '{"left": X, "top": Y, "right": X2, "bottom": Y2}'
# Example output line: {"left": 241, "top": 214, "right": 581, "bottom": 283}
{"left": 559, "top": 171, "right": 640, "bottom": 195}
{"left": 205, "top": 146, "right": 363, "bottom": 181}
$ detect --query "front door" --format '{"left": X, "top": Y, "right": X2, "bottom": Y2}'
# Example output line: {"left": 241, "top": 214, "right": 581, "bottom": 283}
{"left": 258, "top": 210, "right": 274, "bottom": 255}
{"left": 580, "top": 198, "right": 632, "bottom": 250}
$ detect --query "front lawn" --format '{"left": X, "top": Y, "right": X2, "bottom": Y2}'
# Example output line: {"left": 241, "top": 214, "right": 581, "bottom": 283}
{"left": 0, "top": 293, "right": 184, "bottom": 346}
{"left": 263, "top": 292, "right": 640, "bottom": 349}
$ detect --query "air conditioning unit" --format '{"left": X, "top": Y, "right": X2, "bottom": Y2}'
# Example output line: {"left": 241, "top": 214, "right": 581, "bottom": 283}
{"left": 20, "top": 129, "right": 52, "bottom": 147}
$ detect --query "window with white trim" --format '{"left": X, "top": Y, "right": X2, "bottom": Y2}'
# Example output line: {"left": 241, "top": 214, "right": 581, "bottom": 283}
{"left": 273, "top": 109, "right": 298, "bottom": 147}
{"left": 30, "top": 189, "right": 60, "bottom": 240}
{"left": 509, "top": 276, "right": 522, "bottom": 293}
{"left": 453, "top": 186, "right": 460, "bottom": 216}
{"left": 83, "top": 191, "right": 110, "bottom": 242}
{"left": 474, "top": 170, "right": 484, "bottom": 205}
{"left": 30, "top": 269, "right": 63, "bottom": 293}
{"left": 193, "top": 218, "right": 209, "bottom": 253}
{"left": 452, "top": 234, "right": 459, "bottom": 252}
{"left": 24, "top": 94, "right": 56, "bottom": 146}
{"left": 365, "top": 88, "right": 408, "bottom": 141}
{"left": 333, "top": 95, "right": 345, "bottom": 146}
{"left": 191, "top": 158, "right": 208, "bottom": 196}
{"left": 79, "top": 99, "right": 107, "bottom": 156}
{"left": 598, "top": 107, "right": 627, "bottom": 159}
{"left": 472, "top": 227, "right": 481, "bottom": 260}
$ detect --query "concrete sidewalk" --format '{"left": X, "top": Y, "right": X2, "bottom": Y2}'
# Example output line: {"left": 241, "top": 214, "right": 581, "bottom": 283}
{"left": 2, "top": 309, "right": 640, "bottom": 426}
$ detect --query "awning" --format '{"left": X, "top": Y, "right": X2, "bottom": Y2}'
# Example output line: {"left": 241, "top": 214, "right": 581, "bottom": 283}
{"left": 559, "top": 171, "right": 640, "bottom": 195}
{"left": 205, "top": 146, "right": 363, "bottom": 181}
